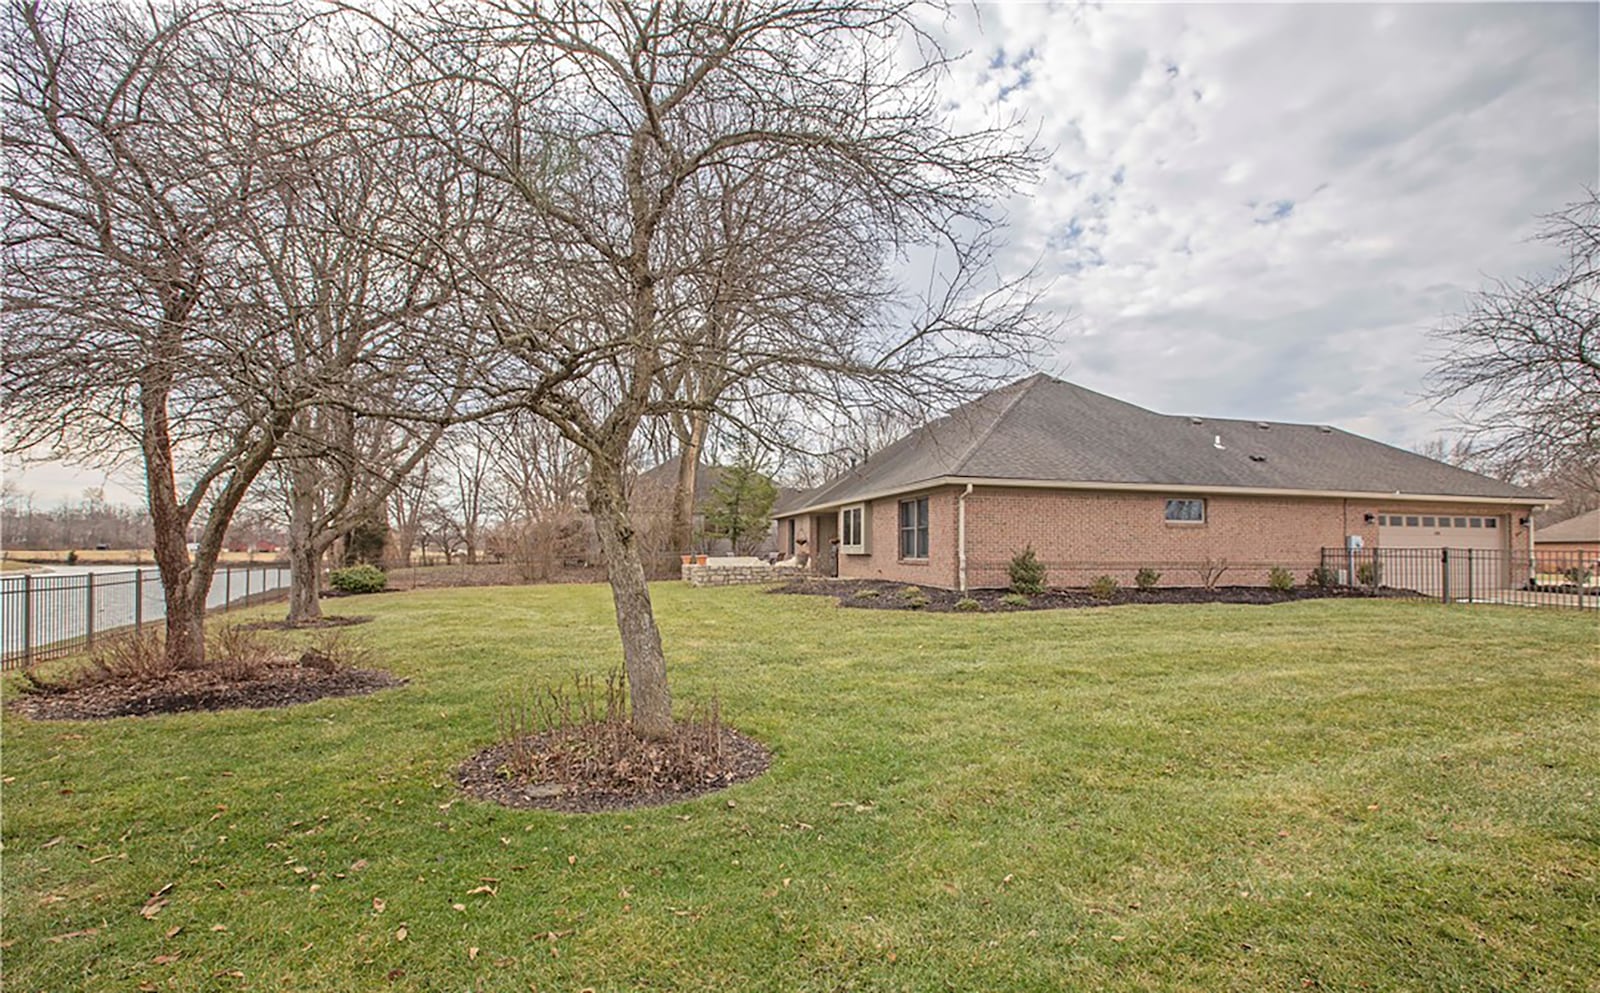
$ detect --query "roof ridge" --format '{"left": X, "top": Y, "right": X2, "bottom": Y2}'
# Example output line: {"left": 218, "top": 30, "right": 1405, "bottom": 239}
{"left": 950, "top": 374, "right": 1048, "bottom": 475}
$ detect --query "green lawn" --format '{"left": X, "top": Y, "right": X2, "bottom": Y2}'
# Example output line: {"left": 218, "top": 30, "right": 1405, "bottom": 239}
{"left": 2, "top": 584, "right": 1596, "bottom": 991}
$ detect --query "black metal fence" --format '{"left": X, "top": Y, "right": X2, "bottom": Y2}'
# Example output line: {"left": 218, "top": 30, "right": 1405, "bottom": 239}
{"left": 0, "top": 565, "right": 293, "bottom": 670}
{"left": 1318, "top": 547, "right": 1597, "bottom": 609}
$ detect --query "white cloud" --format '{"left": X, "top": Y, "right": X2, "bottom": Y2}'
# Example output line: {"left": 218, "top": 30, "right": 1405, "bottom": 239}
{"left": 931, "top": 1, "right": 1598, "bottom": 448}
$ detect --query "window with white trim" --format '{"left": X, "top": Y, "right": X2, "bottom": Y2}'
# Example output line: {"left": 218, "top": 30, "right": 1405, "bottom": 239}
{"left": 840, "top": 504, "right": 867, "bottom": 554}
{"left": 1164, "top": 498, "right": 1205, "bottom": 523}
{"left": 898, "top": 496, "right": 929, "bottom": 560}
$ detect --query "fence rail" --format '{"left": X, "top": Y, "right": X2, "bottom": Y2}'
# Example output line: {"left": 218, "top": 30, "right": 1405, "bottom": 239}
{"left": 1318, "top": 547, "right": 1596, "bottom": 609}
{"left": 0, "top": 565, "right": 293, "bottom": 670}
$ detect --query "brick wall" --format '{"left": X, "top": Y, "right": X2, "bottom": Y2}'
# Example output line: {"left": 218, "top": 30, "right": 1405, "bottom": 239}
{"left": 783, "top": 486, "right": 1532, "bottom": 591}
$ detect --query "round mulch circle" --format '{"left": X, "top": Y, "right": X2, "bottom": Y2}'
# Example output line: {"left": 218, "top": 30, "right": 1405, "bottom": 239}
{"left": 239, "top": 615, "right": 374, "bottom": 631}
{"left": 9, "top": 664, "right": 405, "bottom": 721}
{"left": 457, "top": 727, "right": 772, "bottom": 814}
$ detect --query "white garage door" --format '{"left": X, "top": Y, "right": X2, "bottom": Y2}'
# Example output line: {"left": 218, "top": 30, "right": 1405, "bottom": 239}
{"left": 1377, "top": 512, "right": 1506, "bottom": 551}
{"left": 1376, "top": 511, "right": 1507, "bottom": 597}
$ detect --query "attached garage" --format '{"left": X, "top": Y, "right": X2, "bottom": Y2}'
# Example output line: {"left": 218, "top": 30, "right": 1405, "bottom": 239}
{"left": 1376, "top": 512, "right": 1507, "bottom": 597}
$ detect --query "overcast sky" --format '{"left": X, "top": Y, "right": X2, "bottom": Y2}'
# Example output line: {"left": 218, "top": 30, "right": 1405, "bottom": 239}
{"left": 7, "top": 1, "right": 1597, "bottom": 507}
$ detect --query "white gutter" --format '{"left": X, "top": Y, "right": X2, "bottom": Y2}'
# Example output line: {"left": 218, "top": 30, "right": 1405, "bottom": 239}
{"left": 957, "top": 483, "right": 973, "bottom": 592}
{"left": 775, "top": 475, "right": 1550, "bottom": 519}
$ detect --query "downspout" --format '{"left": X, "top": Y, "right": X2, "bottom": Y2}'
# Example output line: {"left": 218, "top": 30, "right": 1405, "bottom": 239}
{"left": 957, "top": 484, "right": 973, "bottom": 592}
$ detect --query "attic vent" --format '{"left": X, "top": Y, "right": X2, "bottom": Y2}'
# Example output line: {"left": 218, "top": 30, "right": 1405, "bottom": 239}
{"left": 1189, "top": 416, "right": 1203, "bottom": 425}
{"left": 1256, "top": 421, "right": 1270, "bottom": 430}
{"left": 1249, "top": 454, "right": 1267, "bottom": 463}
{"left": 1317, "top": 425, "right": 1332, "bottom": 433}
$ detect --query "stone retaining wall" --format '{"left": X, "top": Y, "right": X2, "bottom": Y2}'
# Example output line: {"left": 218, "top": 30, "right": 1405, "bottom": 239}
{"left": 682, "top": 563, "right": 808, "bottom": 587}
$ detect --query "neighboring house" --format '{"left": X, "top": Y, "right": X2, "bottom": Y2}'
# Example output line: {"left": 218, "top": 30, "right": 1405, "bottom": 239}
{"left": 773, "top": 374, "right": 1549, "bottom": 591}
{"left": 1533, "top": 508, "right": 1600, "bottom": 573}
{"left": 633, "top": 458, "right": 793, "bottom": 557}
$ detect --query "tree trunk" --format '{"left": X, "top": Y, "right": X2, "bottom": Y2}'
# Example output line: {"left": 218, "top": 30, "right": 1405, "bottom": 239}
{"left": 669, "top": 410, "right": 708, "bottom": 555}
{"left": 141, "top": 365, "right": 207, "bottom": 670}
{"left": 284, "top": 467, "right": 325, "bottom": 624}
{"left": 587, "top": 462, "right": 674, "bottom": 740}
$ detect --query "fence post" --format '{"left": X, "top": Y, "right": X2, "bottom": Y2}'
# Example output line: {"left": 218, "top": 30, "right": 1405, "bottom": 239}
{"left": 85, "top": 572, "right": 96, "bottom": 649}
{"left": 22, "top": 573, "right": 33, "bottom": 667}
{"left": 245, "top": 566, "right": 252, "bottom": 604}
{"left": 135, "top": 568, "right": 144, "bottom": 630}
{"left": 1465, "top": 549, "right": 1473, "bottom": 603}
{"left": 1439, "top": 548, "right": 1450, "bottom": 604}
{"left": 224, "top": 567, "right": 231, "bottom": 611}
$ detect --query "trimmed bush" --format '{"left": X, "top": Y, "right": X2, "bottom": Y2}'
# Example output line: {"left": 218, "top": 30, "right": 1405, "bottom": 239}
{"left": 903, "top": 594, "right": 930, "bottom": 610}
{"left": 1134, "top": 567, "right": 1161, "bottom": 591}
{"left": 1000, "top": 593, "right": 1031, "bottom": 608}
{"left": 899, "top": 585, "right": 924, "bottom": 600}
{"left": 1008, "top": 546, "right": 1047, "bottom": 595}
{"left": 1088, "top": 575, "right": 1119, "bottom": 600}
{"left": 1356, "top": 561, "right": 1382, "bottom": 588}
{"left": 1305, "top": 565, "right": 1338, "bottom": 588}
{"left": 1267, "top": 566, "right": 1294, "bottom": 592}
{"left": 953, "top": 597, "right": 983, "bottom": 612}
{"left": 330, "top": 564, "right": 387, "bottom": 595}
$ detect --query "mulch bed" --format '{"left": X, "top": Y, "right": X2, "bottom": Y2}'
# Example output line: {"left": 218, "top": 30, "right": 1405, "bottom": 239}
{"left": 456, "top": 727, "right": 772, "bottom": 814}
{"left": 240, "top": 615, "right": 374, "bottom": 631}
{"left": 9, "top": 662, "right": 405, "bottom": 721}
{"left": 772, "top": 578, "right": 1411, "bottom": 612}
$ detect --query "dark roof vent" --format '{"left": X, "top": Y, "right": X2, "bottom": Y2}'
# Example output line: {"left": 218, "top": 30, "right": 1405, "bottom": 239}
{"left": 1249, "top": 454, "right": 1267, "bottom": 463}
{"left": 1318, "top": 425, "right": 1333, "bottom": 433}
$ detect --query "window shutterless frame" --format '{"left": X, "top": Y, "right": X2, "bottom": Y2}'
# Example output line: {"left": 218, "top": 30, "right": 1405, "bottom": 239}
{"left": 898, "top": 496, "right": 929, "bottom": 559}
{"left": 1164, "top": 498, "right": 1205, "bottom": 523}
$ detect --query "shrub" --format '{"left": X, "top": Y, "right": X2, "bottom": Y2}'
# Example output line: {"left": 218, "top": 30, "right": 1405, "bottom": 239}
{"left": 1196, "top": 558, "right": 1230, "bottom": 591}
{"left": 1134, "top": 567, "right": 1161, "bottom": 591}
{"left": 903, "top": 594, "right": 930, "bottom": 610}
{"left": 207, "top": 623, "right": 278, "bottom": 681}
{"left": 1008, "top": 546, "right": 1047, "bottom": 595}
{"left": 1267, "top": 566, "right": 1294, "bottom": 592}
{"left": 953, "top": 597, "right": 983, "bottom": 612}
{"left": 1001, "top": 592, "right": 1031, "bottom": 608}
{"left": 330, "top": 564, "right": 387, "bottom": 594}
{"left": 1088, "top": 575, "right": 1119, "bottom": 600}
{"left": 898, "top": 585, "right": 924, "bottom": 600}
{"left": 1356, "top": 561, "right": 1382, "bottom": 588}
{"left": 65, "top": 549, "right": 78, "bottom": 565}
{"left": 855, "top": 589, "right": 881, "bottom": 600}
{"left": 1305, "top": 565, "right": 1338, "bottom": 588}
{"left": 1563, "top": 566, "right": 1593, "bottom": 587}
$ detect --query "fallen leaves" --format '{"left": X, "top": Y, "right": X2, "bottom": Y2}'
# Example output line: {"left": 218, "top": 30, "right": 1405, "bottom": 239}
{"left": 140, "top": 882, "right": 175, "bottom": 919}
{"left": 45, "top": 928, "right": 100, "bottom": 943}
{"left": 394, "top": 925, "right": 408, "bottom": 942}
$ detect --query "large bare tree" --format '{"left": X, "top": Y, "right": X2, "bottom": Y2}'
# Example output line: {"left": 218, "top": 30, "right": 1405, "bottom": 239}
{"left": 1427, "top": 191, "right": 1600, "bottom": 483}
{"left": 373, "top": 0, "right": 1045, "bottom": 736}
{"left": 2, "top": 1, "right": 331, "bottom": 667}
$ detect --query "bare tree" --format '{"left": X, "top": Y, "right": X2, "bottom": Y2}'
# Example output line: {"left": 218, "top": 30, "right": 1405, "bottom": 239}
{"left": 1427, "top": 191, "right": 1600, "bottom": 482}
{"left": 2, "top": 1, "right": 334, "bottom": 668}
{"left": 381, "top": 0, "right": 1045, "bottom": 736}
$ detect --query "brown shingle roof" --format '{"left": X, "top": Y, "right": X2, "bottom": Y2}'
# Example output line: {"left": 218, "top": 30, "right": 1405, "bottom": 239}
{"left": 779, "top": 374, "right": 1547, "bottom": 515}
{"left": 1535, "top": 508, "right": 1600, "bottom": 544}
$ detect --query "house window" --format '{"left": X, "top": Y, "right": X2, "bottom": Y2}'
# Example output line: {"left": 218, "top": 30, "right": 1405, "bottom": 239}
{"left": 898, "top": 496, "right": 929, "bottom": 560}
{"left": 840, "top": 504, "right": 867, "bottom": 554}
{"left": 1164, "top": 498, "right": 1205, "bottom": 523}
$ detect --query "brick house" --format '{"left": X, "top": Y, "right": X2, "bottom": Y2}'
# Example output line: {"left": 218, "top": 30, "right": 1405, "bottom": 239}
{"left": 1532, "top": 508, "right": 1599, "bottom": 573}
{"left": 773, "top": 375, "right": 1548, "bottom": 590}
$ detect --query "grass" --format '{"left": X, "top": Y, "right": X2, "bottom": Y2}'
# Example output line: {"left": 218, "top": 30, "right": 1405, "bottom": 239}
{"left": 2, "top": 584, "right": 1596, "bottom": 991}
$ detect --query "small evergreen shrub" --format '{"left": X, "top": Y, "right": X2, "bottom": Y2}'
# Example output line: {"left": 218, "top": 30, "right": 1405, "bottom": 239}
{"left": 1001, "top": 592, "right": 1031, "bottom": 608}
{"left": 953, "top": 597, "right": 983, "bottom": 612}
{"left": 903, "top": 594, "right": 930, "bottom": 610}
{"left": 1267, "top": 566, "right": 1294, "bottom": 592}
{"left": 1008, "top": 546, "right": 1046, "bottom": 595}
{"left": 1305, "top": 565, "right": 1337, "bottom": 588}
{"left": 330, "top": 564, "right": 387, "bottom": 594}
{"left": 65, "top": 550, "right": 79, "bottom": 565}
{"left": 899, "top": 585, "right": 924, "bottom": 600}
{"left": 1134, "top": 567, "right": 1161, "bottom": 591}
{"left": 1088, "top": 575, "right": 1119, "bottom": 600}
{"left": 855, "top": 589, "right": 881, "bottom": 600}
